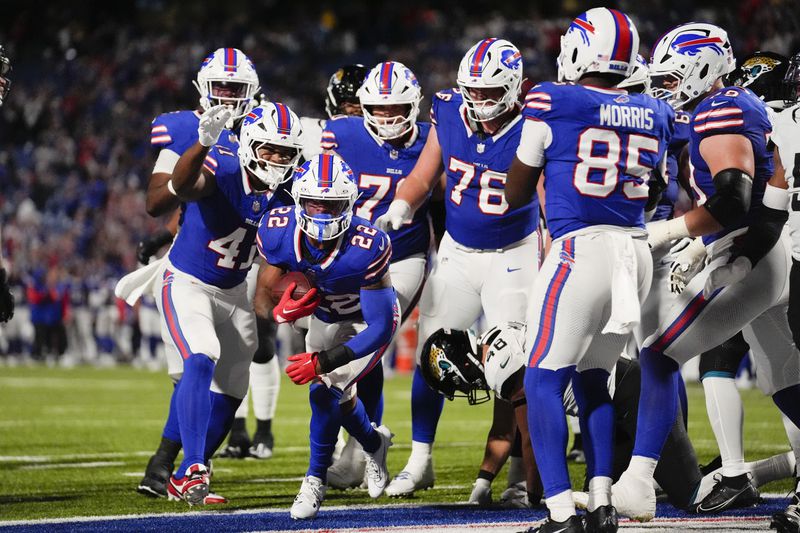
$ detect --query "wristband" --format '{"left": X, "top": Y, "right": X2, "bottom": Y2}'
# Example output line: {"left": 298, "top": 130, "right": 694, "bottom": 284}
{"left": 317, "top": 344, "right": 355, "bottom": 374}
{"left": 763, "top": 183, "right": 789, "bottom": 211}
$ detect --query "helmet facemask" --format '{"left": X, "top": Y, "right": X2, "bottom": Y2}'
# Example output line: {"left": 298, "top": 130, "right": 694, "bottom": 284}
{"left": 363, "top": 103, "right": 418, "bottom": 140}
{"left": 296, "top": 196, "right": 353, "bottom": 241}
{"left": 245, "top": 141, "right": 301, "bottom": 191}
{"left": 783, "top": 54, "right": 800, "bottom": 107}
{"left": 459, "top": 83, "right": 517, "bottom": 123}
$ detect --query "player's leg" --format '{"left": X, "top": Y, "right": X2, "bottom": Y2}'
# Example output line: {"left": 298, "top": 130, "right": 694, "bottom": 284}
{"left": 621, "top": 237, "right": 789, "bottom": 520}
{"left": 469, "top": 396, "right": 516, "bottom": 505}
{"left": 388, "top": 235, "right": 484, "bottom": 496}
{"left": 249, "top": 315, "right": 280, "bottom": 459}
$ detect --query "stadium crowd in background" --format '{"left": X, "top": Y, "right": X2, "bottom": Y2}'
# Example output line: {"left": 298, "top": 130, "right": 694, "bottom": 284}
{"left": 0, "top": 0, "right": 796, "bottom": 366}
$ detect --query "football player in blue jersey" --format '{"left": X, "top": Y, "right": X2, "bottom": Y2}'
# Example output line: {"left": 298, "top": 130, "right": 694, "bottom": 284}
{"left": 0, "top": 44, "right": 13, "bottom": 324}
{"left": 376, "top": 38, "right": 540, "bottom": 497}
{"left": 607, "top": 23, "right": 800, "bottom": 522}
{"left": 320, "top": 60, "right": 431, "bottom": 489}
{"left": 135, "top": 48, "right": 261, "bottom": 500}
{"left": 256, "top": 153, "right": 397, "bottom": 519}
{"left": 506, "top": 8, "right": 674, "bottom": 532}
{"left": 147, "top": 102, "right": 301, "bottom": 506}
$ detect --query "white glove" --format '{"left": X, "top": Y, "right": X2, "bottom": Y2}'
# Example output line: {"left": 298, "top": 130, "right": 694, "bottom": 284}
{"left": 703, "top": 256, "right": 752, "bottom": 298}
{"left": 646, "top": 217, "right": 691, "bottom": 251}
{"left": 198, "top": 105, "right": 233, "bottom": 147}
{"left": 468, "top": 478, "right": 492, "bottom": 506}
{"left": 668, "top": 238, "right": 707, "bottom": 295}
{"left": 375, "top": 200, "right": 411, "bottom": 232}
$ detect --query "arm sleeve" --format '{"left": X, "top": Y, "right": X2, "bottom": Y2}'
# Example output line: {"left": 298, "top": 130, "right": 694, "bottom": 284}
{"left": 516, "top": 118, "right": 552, "bottom": 167}
{"left": 736, "top": 184, "right": 789, "bottom": 266}
{"left": 343, "top": 285, "right": 397, "bottom": 359}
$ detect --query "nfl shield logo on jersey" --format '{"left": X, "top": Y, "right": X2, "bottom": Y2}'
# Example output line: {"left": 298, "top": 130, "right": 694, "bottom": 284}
{"left": 252, "top": 200, "right": 261, "bottom": 212}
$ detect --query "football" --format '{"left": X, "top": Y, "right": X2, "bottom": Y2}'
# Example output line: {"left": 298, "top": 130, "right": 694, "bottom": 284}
{"left": 271, "top": 271, "right": 314, "bottom": 303}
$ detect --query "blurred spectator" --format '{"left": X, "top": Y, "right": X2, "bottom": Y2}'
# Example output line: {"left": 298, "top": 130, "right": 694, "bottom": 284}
{"left": 26, "top": 266, "right": 69, "bottom": 361}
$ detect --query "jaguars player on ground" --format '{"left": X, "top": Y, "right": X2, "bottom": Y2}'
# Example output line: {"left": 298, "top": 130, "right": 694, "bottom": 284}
{"left": 256, "top": 154, "right": 397, "bottom": 519}
{"left": 506, "top": 8, "right": 674, "bottom": 532}
{"left": 376, "top": 38, "right": 540, "bottom": 498}
{"left": 135, "top": 47, "right": 259, "bottom": 500}
{"left": 612, "top": 24, "right": 800, "bottom": 522}
{"left": 154, "top": 102, "right": 300, "bottom": 506}
{"left": 320, "top": 60, "right": 432, "bottom": 490}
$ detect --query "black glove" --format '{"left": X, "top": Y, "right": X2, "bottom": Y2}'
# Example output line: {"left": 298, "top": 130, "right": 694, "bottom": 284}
{"left": 0, "top": 268, "right": 15, "bottom": 323}
{"left": 136, "top": 230, "right": 174, "bottom": 265}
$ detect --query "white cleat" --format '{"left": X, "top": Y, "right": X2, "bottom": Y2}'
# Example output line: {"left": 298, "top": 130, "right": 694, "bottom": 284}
{"left": 385, "top": 455, "right": 435, "bottom": 497}
{"left": 612, "top": 470, "right": 656, "bottom": 522}
{"left": 290, "top": 476, "right": 326, "bottom": 520}
{"left": 468, "top": 479, "right": 492, "bottom": 506}
{"left": 363, "top": 424, "right": 393, "bottom": 498}
{"left": 326, "top": 435, "right": 366, "bottom": 490}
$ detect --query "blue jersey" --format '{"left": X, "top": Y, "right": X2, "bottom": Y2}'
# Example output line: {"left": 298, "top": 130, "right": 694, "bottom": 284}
{"left": 523, "top": 83, "right": 674, "bottom": 239}
{"left": 652, "top": 110, "right": 692, "bottom": 221}
{"left": 150, "top": 110, "right": 238, "bottom": 157}
{"left": 322, "top": 116, "right": 432, "bottom": 261}
{"left": 168, "top": 144, "right": 292, "bottom": 288}
{"left": 432, "top": 89, "right": 538, "bottom": 249}
{"left": 687, "top": 87, "right": 774, "bottom": 244}
{"left": 257, "top": 212, "right": 392, "bottom": 323}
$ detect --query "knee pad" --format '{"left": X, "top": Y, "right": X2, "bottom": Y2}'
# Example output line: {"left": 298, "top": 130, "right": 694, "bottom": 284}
{"left": 698, "top": 332, "right": 749, "bottom": 380}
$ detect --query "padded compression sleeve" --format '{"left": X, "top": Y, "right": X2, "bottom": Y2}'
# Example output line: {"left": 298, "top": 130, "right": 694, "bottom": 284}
{"left": 343, "top": 286, "right": 397, "bottom": 360}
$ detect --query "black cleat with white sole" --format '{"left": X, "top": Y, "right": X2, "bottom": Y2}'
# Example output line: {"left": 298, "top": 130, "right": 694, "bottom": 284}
{"left": 521, "top": 515, "right": 585, "bottom": 533}
{"left": 583, "top": 505, "right": 618, "bottom": 533}
{"left": 137, "top": 454, "right": 173, "bottom": 498}
{"left": 693, "top": 473, "right": 760, "bottom": 513}
{"left": 771, "top": 492, "right": 800, "bottom": 533}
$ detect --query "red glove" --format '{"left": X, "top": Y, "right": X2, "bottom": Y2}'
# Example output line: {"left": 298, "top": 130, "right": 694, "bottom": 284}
{"left": 285, "top": 352, "right": 320, "bottom": 385}
{"left": 273, "top": 283, "right": 321, "bottom": 324}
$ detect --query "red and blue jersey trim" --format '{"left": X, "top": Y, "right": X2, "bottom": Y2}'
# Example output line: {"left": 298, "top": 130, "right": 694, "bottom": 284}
{"left": 470, "top": 38, "right": 497, "bottom": 77}
{"left": 651, "top": 289, "right": 721, "bottom": 352}
{"left": 609, "top": 9, "right": 634, "bottom": 62}
{"left": 161, "top": 270, "right": 192, "bottom": 360}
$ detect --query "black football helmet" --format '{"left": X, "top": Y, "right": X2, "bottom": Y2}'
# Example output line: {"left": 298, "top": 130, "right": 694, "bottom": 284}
{"left": 725, "top": 51, "right": 789, "bottom": 109}
{"left": 784, "top": 52, "right": 800, "bottom": 107}
{"left": 325, "top": 64, "right": 368, "bottom": 118}
{"left": 0, "top": 45, "right": 11, "bottom": 107}
{"left": 419, "top": 328, "right": 490, "bottom": 405}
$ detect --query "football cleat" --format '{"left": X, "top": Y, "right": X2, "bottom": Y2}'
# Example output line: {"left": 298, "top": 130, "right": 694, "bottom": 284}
{"left": 167, "top": 463, "right": 210, "bottom": 506}
{"left": 500, "top": 481, "right": 530, "bottom": 508}
{"left": 363, "top": 424, "right": 393, "bottom": 498}
{"left": 771, "top": 494, "right": 800, "bottom": 533}
{"left": 249, "top": 430, "right": 275, "bottom": 460}
{"left": 290, "top": 475, "right": 326, "bottom": 519}
{"left": 218, "top": 429, "right": 252, "bottom": 459}
{"left": 611, "top": 470, "right": 656, "bottom": 522}
{"left": 523, "top": 515, "right": 585, "bottom": 533}
{"left": 385, "top": 455, "right": 435, "bottom": 497}
{"left": 693, "top": 473, "right": 760, "bottom": 513}
{"left": 468, "top": 478, "right": 492, "bottom": 506}
{"left": 583, "top": 504, "right": 619, "bottom": 533}
{"left": 326, "top": 436, "right": 366, "bottom": 490}
{"left": 136, "top": 453, "right": 173, "bottom": 498}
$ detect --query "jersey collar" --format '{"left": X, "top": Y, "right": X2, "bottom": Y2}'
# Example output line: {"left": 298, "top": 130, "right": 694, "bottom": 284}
{"left": 293, "top": 224, "right": 344, "bottom": 269}
{"left": 458, "top": 103, "right": 522, "bottom": 142}
{"left": 364, "top": 122, "right": 420, "bottom": 150}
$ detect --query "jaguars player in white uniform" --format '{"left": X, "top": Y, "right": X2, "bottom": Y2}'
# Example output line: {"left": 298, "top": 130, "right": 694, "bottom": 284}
{"left": 376, "top": 38, "right": 540, "bottom": 497}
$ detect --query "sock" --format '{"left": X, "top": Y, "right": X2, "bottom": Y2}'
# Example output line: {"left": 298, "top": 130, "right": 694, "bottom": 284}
{"left": 409, "top": 440, "right": 433, "bottom": 467}
{"left": 341, "top": 398, "right": 380, "bottom": 453}
{"left": 654, "top": 406, "right": 702, "bottom": 510}
{"left": 233, "top": 390, "right": 249, "bottom": 419}
{"left": 204, "top": 392, "right": 242, "bottom": 463}
{"left": 255, "top": 418, "right": 272, "bottom": 438}
{"left": 782, "top": 415, "right": 800, "bottom": 474}
{"left": 747, "top": 451, "right": 795, "bottom": 488}
{"left": 250, "top": 358, "right": 280, "bottom": 421}
{"left": 627, "top": 455, "right": 658, "bottom": 480}
{"left": 632, "top": 346, "right": 679, "bottom": 460}
{"left": 155, "top": 436, "right": 181, "bottom": 464}
{"left": 507, "top": 455, "right": 525, "bottom": 487}
{"left": 175, "top": 354, "right": 215, "bottom": 478}
{"left": 588, "top": 476, "right": 612, "bottom": 512}
{"left": 702, "top": 376, "right": 746, "bottom": 477}
{"left": 525, "top": 366, "right": 573, "bottom": 498}
{"left": 229, "top": 416, "right": 247, "bottom": 437}
{"left": 162, "top": 382, "right": 182, "bottom": 443}
{"left": 356, "top": 361, "right": 384, "bottom": 424}
{"left": 775, "top": 385, "right": 800, "bottom": 442}
{"left": 307, "top": 383, "right": 343, "bottom": 481}
{"left": 572, "top": 368, "right": 614, "bottom": 480}
{"left": 411, "top": 365, "right": 444, "bottom": 443}
{"left": 545, "top": 488, "right": 576, "bottom": 522}
{"left": 149, "top": 336, "right": 161, "bottom": 360}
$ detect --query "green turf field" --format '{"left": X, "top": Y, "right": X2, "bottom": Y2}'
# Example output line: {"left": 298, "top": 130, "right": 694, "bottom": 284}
{"left": 0, "top": 366, "right": 793, "bottom": 521}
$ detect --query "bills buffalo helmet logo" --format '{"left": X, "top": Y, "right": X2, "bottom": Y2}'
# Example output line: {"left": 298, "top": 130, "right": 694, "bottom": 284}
{"left": 670, "top": 31, "right": 725, "bottom": 57}
{"left": 569, "top": 13, "right": 595, "bottom": 46}
{"left": 243, "top": 106, "right": 264, "bottom": 127}
{"left": 500, "top": 49, "right": 522, "bottom": 70}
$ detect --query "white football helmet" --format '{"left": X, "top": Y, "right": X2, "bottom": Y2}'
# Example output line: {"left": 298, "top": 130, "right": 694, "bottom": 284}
{"left": 292, "top": 154, "right": 359, "bottom": 241}
{"left": 457, "top": 38, "right": 523, "bottom": 122}
{"left": 238, "top": 103, "right": 304, "bottom": 191}
{"left": 358, "top": 61, "right": 423, "bottom": 140}
{"left": 618, "top": 54, "right": 651, "bottom": 93}
{"left": 558, "top": 8, "right": 639, "bottom": 83}
{"left": 193, "top": 48, "right": 260, "bottom": 124}
{"left": 649, "top": 23, "right": 735, "bottom": 109}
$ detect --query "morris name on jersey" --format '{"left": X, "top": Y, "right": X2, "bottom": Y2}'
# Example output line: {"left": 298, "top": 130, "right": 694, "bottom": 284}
{"left": 322, "top": 116, "right": 432, "bottom": 261}
{"left": 432, "top": 88, "right": 539, "bottom": 249}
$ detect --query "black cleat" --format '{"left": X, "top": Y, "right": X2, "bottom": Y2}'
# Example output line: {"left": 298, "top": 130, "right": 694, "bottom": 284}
{"left": 249, "top": 430, "right": 274, "bottom": 459}
{"left": 699, "top": 455, "right": 722, "bottom": 476}
{"left": 137, "top": 454, "right": 173, "bottom": 498}
{"left": 771, "top": 493, "right": 800, "bottom": 533}
{"left": 218, "top": 428, "right": 252, "bottom": 459}
{"left": 521, "top": 515, "right": 585, "bottom": 533}
{"left": 583, "top": 505, "right": 618, "bottom": 533}
{"left": 693, "top": 473, "right": 760, "bottom": 513}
